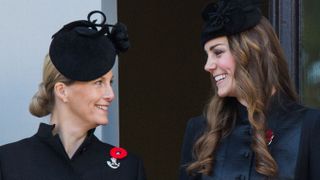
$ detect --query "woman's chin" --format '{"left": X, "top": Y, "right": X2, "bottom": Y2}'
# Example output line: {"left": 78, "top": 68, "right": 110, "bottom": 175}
{"left": 100, "top": 119, "right": 109, "bottom": 125}
{"left": 217, "top": 90, "right": 228, "bottom": 98}
{"left": 94, "top": 118, "right": 109, "bottom": 126}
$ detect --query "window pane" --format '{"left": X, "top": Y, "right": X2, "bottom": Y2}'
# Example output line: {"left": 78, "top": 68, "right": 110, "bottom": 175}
{"left": 300, "top": 0, "right": 320, "bottom": 108}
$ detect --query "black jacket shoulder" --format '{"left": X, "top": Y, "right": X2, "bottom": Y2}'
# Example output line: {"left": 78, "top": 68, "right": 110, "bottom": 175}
{"left": 0, "top": 130, "right": 146, "bottom": 180}
{"left": 179, "top": 116, "right": 207, "bottom": 180}
{"left": 295, "top": 107, "right": 320, "bottom": 180}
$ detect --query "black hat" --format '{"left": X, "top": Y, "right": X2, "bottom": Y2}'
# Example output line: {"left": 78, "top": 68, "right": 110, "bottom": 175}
{"left": 49, "top": 10, "right": 130, "bottom": 81}
{"left": 200, "top": 0, "right": 262, "bottom": 46}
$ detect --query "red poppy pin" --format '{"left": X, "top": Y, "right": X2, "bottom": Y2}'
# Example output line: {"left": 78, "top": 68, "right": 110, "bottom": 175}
{"left": 106, "top": 147, "right": 128, "bottom": 169}
{"left": 266, "top": 129, "right": 274, "bottom": 146}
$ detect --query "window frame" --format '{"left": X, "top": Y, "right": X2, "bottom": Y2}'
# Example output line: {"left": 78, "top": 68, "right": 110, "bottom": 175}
{"left": 268, "top": 0, "right": 300, "bottom": 94}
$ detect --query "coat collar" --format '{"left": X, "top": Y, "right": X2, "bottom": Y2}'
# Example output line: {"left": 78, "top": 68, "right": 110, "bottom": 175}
{"left": 36, "top": 123, "right": 96, "bottom": 139}
{"left": 236, "top": 93, "right": 301, "bottom": 125}
{"left": 35, "top": 123, "right": 97, "bottom": 160}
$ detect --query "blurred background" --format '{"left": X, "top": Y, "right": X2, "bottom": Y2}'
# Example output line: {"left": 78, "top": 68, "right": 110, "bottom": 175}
{"left": 0, "top": 0, "right": 319, "bottom": 179}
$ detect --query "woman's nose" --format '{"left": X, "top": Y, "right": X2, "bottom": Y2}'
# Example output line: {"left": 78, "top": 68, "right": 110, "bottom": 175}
{"left": 103, "top": 86, "right": 115, "bottom": 101}
{"left": 204, "top": 57, "right": 217, "bottom": 72}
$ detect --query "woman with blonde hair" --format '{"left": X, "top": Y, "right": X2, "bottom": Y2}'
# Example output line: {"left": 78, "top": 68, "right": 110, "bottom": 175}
{"left": 179, "top": 0, "right": 320, "bottom": 179}
{"left": 0, "top": 10, "right": 146, "bottom": 180}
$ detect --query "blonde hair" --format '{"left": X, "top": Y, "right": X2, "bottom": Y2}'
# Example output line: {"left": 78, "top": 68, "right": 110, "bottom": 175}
{"left": 187, "top": 17, "right": 297, "bottom": 177}
{"left": 29, "top": 55, "right": 74, "bottom": 117}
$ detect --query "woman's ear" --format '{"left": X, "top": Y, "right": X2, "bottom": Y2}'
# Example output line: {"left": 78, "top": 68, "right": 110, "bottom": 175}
{"left": 54, "top": 82, "right": 69, "bottom": 103}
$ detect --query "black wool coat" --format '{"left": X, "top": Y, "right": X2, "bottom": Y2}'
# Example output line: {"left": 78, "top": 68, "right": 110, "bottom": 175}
{"left": 295, "top": 107, "right": 320, "bottom": 180}
{"left": 0, "top": 123, "right": 146, "bottom": 180}
{"left": 179, "top": 96, "right": 320, "bottom": 180}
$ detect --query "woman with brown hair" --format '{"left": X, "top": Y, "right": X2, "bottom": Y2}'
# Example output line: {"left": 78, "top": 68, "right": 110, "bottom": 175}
{"left": 179, "top": 0, "right": 320, "bottom": 179}
{"left": 0, "top": 11, "right": 146, "bottom": 180}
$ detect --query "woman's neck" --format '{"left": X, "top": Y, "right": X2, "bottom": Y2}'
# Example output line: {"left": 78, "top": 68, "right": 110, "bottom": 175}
{"left": 50, "top": 113, "right": 90, "bottom": 159}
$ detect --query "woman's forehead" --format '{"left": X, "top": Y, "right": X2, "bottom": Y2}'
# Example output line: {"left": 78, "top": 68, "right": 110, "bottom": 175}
{"left": 204, "top": 36, "right": 228, "bottom": 50}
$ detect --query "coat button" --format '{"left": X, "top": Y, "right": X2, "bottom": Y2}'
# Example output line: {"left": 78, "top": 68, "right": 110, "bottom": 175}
{"left": 243, "top": 151, "right": 250, "bottom": 159}
{"left": 236, "top": 175, "right": 246, "bottom": 180}
{"left": 80, "top": 147, "right": 87, "bottom": 154}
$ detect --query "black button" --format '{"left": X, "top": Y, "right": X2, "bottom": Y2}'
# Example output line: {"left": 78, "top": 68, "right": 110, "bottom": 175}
{"left": 236, "top": 175, "right": 246, "bottom": 180}
{"left": 79, "top": 147, "right": 87, "bottom": 154}
{"left": 82, "top": 148, "right": 87, "bottom": 152}
{"left": 243, "top": 151, "right": 250, "bottom": 159}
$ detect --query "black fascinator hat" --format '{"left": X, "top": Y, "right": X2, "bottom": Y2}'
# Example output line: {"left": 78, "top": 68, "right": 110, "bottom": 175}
{"left": 49, "top": 10, "right": 130, "bottom": 81}
{"left": 200, "top": 0, "right": 262, "bottom": 46}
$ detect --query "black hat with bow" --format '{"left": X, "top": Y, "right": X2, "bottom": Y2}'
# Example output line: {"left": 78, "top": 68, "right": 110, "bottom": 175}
{"left": 200, "top": 0, "right": 262, "bottom": 46}
{"left": 49, "top": 10, "right": 130, "bottom": 81}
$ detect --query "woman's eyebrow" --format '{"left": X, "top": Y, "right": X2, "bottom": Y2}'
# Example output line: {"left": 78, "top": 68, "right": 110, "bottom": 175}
{"left": 209, "top": 43, "right": 224, "bottom": 51}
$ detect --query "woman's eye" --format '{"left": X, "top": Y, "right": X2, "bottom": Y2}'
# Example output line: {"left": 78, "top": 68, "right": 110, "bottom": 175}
{"left": 214, "top": 50, "right": 224, "bottom": 56}
{"left": 95, "top": 80, "right": 103, "bottom": 85}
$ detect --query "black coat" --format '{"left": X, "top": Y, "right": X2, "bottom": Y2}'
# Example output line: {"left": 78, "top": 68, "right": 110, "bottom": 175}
{"left": 295, "top": 107, "right": 320, "bottom": 180}
{"left": 0, "top": 123, "right": 146, "bottom": 180}
{"left": 179, "top": 97, "right": 320, "bottom": 180}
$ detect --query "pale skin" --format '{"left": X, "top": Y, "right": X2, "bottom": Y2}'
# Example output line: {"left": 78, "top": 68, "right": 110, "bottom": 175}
{"left": 204, "top": 36, "right": 275, "bottom": 107}
{"left": 204, "top": 36, "right": 247, "bottom": 106}
{"left": 51, "top": 71, "right": 114, "bottom": 158}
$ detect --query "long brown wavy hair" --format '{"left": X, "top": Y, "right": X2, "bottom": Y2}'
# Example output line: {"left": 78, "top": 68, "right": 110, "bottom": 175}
{"left": 187, "top": 17, "right": 298, "bottom": 177}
